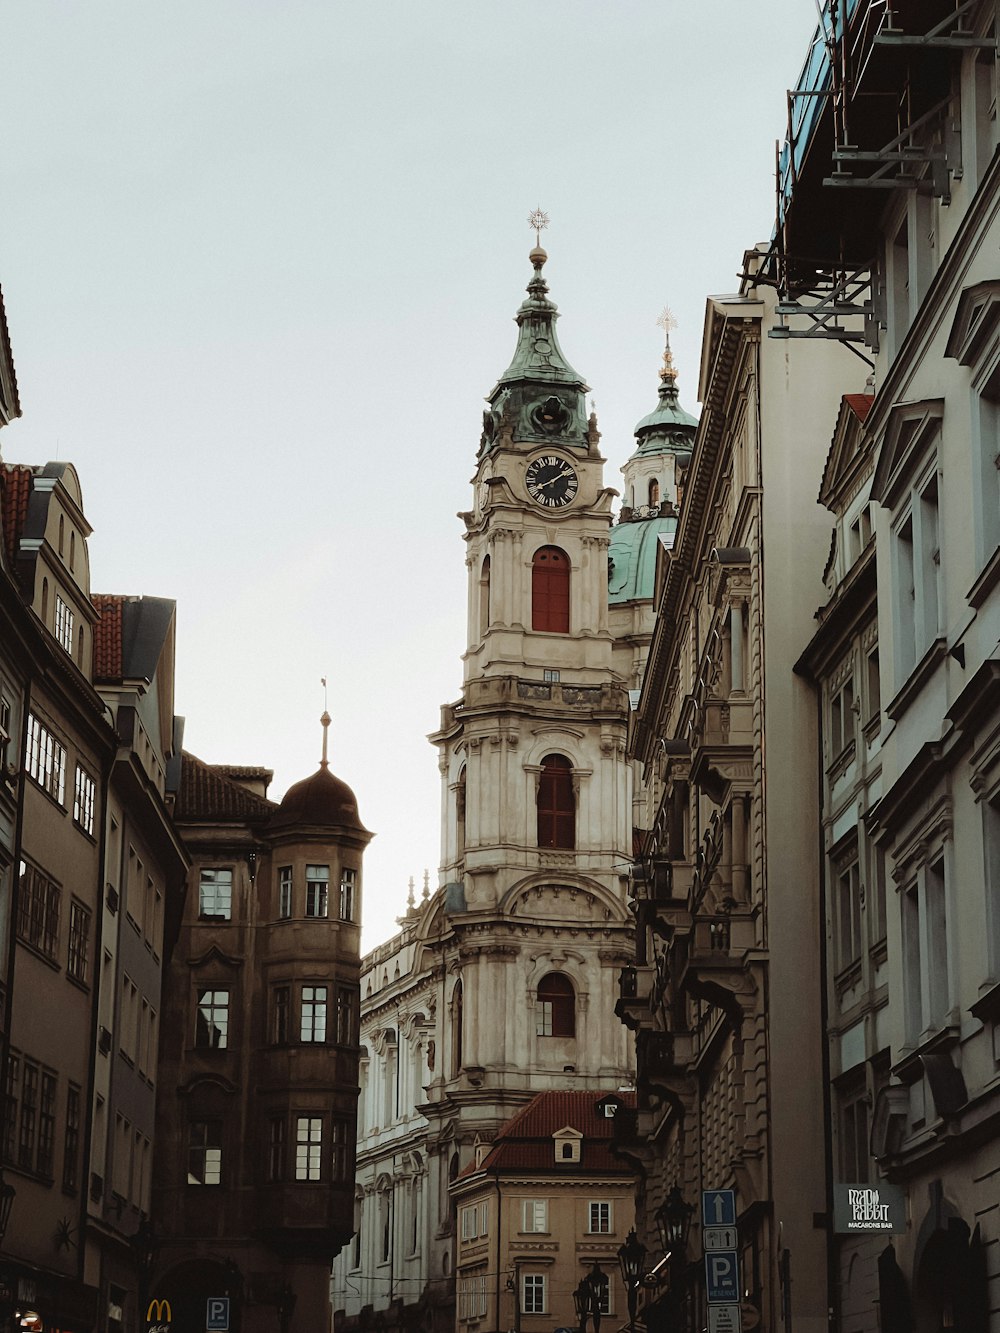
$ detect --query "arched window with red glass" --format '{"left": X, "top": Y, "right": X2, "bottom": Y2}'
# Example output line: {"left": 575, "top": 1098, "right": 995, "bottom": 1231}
{"left": 531, "top": 546, "right": 570, "bottom": 633}
{"left": 537, "top": 754, "right": 575, "bottom": 849}
{"left": 536, "top": 972, "right": 575, "bottom": 1037}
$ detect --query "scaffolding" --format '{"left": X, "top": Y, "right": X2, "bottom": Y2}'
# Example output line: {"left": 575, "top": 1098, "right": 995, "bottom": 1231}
{"left": 760, "top": 0, "right": 997, "bottom": 356}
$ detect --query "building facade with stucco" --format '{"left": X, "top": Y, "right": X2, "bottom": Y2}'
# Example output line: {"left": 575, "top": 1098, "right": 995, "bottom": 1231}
{"left": 333, "top": 243, "right": 697, "bottom": 1333}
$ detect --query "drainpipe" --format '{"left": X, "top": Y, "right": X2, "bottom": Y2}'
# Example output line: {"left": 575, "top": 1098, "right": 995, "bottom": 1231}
{"left": 494, "top": 1170, "right": 502, "bottom": 1333}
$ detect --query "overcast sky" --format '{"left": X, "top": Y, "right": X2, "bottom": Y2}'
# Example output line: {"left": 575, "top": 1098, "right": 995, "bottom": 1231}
{"left": 0, "top": 1, "right": 821, "bottom": 950}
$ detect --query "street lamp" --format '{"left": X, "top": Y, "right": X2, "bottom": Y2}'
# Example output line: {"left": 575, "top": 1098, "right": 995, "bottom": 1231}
{"left": 573, "top": 1280, "right": 591, "bottom": 1333}
{"left": 582, "top": 1263, "right": 608, "bottom": 1333}
{"left": 654, "top": 1187, "right": 694, "bottom": 1255}
{"left": 617, "top": 1229, "right": 647, "bottom": 1333}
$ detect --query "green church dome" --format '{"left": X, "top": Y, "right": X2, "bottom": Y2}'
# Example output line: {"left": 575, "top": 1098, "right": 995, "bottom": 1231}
{"left": 608, "top": 513, "right": 676, "bottom": 605}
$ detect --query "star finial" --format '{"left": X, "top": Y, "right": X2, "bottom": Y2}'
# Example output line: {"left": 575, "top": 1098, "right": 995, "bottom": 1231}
{"left": 657, "top": 306, "right": 678, "bottom": 384}
{"left": 528, "top": 208, "right": 550, "bottom": 246}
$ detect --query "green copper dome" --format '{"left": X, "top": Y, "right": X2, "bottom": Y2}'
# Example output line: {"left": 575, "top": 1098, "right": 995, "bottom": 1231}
{"left": 608, "top": 514, "right": 676, "bottom": 605}
{"left": 480, "top": 247, "right": 590, "bottom": 454}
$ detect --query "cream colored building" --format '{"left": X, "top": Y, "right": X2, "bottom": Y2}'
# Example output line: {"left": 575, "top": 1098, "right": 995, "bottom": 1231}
{"left": 333, "top": 248, "right": 697, "bottom": 1333}
{"left": 625, "top": 271, "right": 857, "bottom": 1333}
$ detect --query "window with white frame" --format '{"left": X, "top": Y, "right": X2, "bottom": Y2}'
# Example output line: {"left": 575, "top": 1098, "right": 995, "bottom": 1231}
{"left": 306, "top": 865, "right": 329, "bottom": 918}
{"left": 522, "top": 1274, "right": 547, "bottom": 1315}
{"left": 339, "top": 868, "right": 357, "bottom": 922}
{"left": 588, "top": 1200, "right": 612, "bottom": 1233}
{"left": 829, "top": 674, "right": 856, "bottom": 760}
{"left": 893, "top": 471, "right": 941, "bottom": 682}
{"left": 73, "top": 764, "right": 96, "bottom": 836}
{"left": 521, "top": 1198, "right": 548, "bottom": 1232}
{"left": 300, "top": 985, "right": 327, "bottom": 1042}
{"left": 279, "top": 866, "right": 292, "bottom": 919}
{"left": 901, "top": 853, "right": 950, "bottom": 1045}
{"left": 460, "top": 1201, "right": 489, "bottom": 1240}
{"left": 295, "top": 1116, "right": 323, "bottom": 1181}
{"left": 188, "top": 1120, "right": 222, "bottom": 1185}
{"left": 835, "top": 853, "right": 863, "bottom": 974}
{"left": 458, "top": 1272, "right": 488, "bottom": 1322}
{"left": 196, "top": 989, "right": 230, "bottom": 1049}
{"left": 54, "top": 595, "right": 74, "bottom": 654}
{"left": 25, "top": 714, "right": 66, "bottom": 805}
{"left": 198, "top": 867, "right": 233, "bottom": 920}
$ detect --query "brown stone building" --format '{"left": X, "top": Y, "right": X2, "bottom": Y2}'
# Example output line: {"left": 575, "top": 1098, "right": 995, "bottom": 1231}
{"left": 152, "top": 726, "right": 371, "bottom": 1333}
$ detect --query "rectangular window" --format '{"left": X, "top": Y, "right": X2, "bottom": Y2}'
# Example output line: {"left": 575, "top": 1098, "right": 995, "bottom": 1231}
{"left": 461, "top": 1204, "right": 480, "bottom": 1240}
{"left": 37, "top": 1070, "right": 56, "bottom": 1177}
{"left": 268, "top": 1117, "right": 286, "bottom": 1182}
{"left": 521, "top": 1198, "right": 548, "bottom": 1233}
{"left": 25, "top": 714, "right": 66, "bottom": 804}
{"left": 0, "top": 694, "right": 11, "bottom": 771}
{"left": 63, "top": 1083, "right": 81, "bottom": 1192}
{"left": 830, "top": 675, "right": 855, "bottom": 759}
{"left": 19, "top": 1059, "right": 38, "bottom": 1171}
{"left": 295, "top": 1116, "right": 323, "bottom": 1181}
{"left": 196, "top": 989, "right": 230, "bottom": 1049}
{"left": 198, "top": 867, "right": 233, "bottom": 920}
{"left": 188, "top": 1120, "right": 222, "bottom": 1185}
{"left": 522, "top": 1275, "right": 547, "bottom": 1316}
{"left": 55, "top": 595, "right": 75, "bottom": 654}
{"left": 588, "top": 1200, "right": 612, "bottom": 1233}
{"left": 839, "top": 1084, "right": 871, "bottom": 1183}
{"left": 17, "top": 860, "right": 61, "bottom": 962}
{"left": 836, "top": 857, "right": 863, "bottom": 973}
{"left": 336, "top": 987, "right": 357, "bottom": 1046}
{"left": 279, "top": 866, "right": 293, "bottom": 919}
{"left": 543, "top": 668, "right": 561, "bottom": 683}
{"left": 73, "top": 764, "right": 96, "bottom": 836}
{"left": 301, "top": 985, "right": 328, "bottom": 1042}
{"left": 3, "top": 1054, "right": 19, "bottom": 1164}
{"left": 866, "top": 644, "right": 881, "bottom": 724}
{"left": 332, "top": 1118, "right": 349, "bottom": 1181}
{"left": 459, "top": 1274, "right": 488, "bottom": 1322}
{"left": 305, "top": 865, "right": 329, "bottom": 918}
{"left": 68, "top": 899, "right": 91, "bottom": 984}
{"left": 273, "top": 986, "right": 290, "bottom": 1044}
{"left": 339, "top": 868, "right": 356, "bottom": 922}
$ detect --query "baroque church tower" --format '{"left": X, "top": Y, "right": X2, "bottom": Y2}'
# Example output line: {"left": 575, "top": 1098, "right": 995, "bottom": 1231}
{"left": 426, "top": 237, "right": 635, "bottom": 1143}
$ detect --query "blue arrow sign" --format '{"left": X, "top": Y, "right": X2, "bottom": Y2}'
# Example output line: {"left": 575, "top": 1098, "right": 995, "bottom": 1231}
{"left": 702, "top": 1189, "right": 737, "bottom": 1228}
{"left": 704, "top": 1251, "right": 740, "bottom": 1304}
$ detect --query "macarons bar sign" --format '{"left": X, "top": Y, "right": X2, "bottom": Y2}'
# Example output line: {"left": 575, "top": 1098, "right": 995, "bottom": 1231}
{"left": 833, "top": 1183, "right": 906, "bottom": 1233}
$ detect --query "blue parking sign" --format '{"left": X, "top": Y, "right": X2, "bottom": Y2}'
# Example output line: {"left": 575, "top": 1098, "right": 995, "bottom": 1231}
{"left": 207, "top": 1297, "right": 230, "bottom": 1331}
{"left": 705, "top": 1251, "right": 740, "bottom": 1304}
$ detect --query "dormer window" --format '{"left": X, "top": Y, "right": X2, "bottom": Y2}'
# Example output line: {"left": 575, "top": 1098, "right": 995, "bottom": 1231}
{"left": 552, "top": 1125, "right": 582, "bottom": 1164}
{"left": 55, "top": 595, "right": 74, "bottom": 655}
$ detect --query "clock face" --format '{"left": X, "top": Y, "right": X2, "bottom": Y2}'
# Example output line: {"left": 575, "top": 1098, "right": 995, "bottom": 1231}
{"left": 525, "top": 455, "right": 579, "bottom": 508}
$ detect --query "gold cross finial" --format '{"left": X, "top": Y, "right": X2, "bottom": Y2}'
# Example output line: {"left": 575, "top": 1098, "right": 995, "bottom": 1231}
{"left": 528, "top": 208, "right": 550, "bottom": 246}
{"left": 657, "top": 307, "right": 678, "bottom": 383}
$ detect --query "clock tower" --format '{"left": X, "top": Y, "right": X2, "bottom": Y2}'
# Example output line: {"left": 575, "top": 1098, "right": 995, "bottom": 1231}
{"left": 426, "top": 237, "right": 635, "bottom": 1145}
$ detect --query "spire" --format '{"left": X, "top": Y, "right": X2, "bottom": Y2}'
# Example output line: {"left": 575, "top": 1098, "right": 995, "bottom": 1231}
{"left": 422, "top": 869, "right": 430, "bottom": 901}
{"left": 632, "top": 306, "right": 698, "bottom": 449}
{"left": 320, "top": 710, "right": 331, "bottom": 769}
{"left": 407, "top": 876, "right": 416, "bottom": 911}
{"left": 479, "top": 213, "right": 590, "bottom": 455}
{"left": 492, "top": 211, "right": 588, "bottom": 395}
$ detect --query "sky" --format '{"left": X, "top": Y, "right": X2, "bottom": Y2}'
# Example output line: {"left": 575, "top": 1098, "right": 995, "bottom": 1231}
{"left": 0, "top": 1, "right": 821, "bottom": 950}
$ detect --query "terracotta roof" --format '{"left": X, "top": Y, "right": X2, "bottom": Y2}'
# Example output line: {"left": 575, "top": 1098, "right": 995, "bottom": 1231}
{"left": 1, "top": 463, "right": 32, "bottom": 568}
{"left": 175, "top": 750, "right": 278, "bottom": 822}
{"left": 463, "top": 1090, "right": 637, "bottom": 1178}
{"left": 844, "top": 393, "right": 874, "bottom": 422}
{"left": 93, "top": 594, "right": 124, "bottom": 682}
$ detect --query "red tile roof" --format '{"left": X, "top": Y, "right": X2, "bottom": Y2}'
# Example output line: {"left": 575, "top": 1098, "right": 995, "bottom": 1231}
{"left": 844, "top": 393, "right": 874, "bottom": 422}
{"left": 0, "top": 463, "right": 32, "bottom": 568}
{"left": 463, "top": 1090, "right": 637, "bottom": 1178}
{"left": 92, "top": 594, "right": 124, "bottom": 682}
{"left": 175, "top": 750, "right": 278, "bottom": 822}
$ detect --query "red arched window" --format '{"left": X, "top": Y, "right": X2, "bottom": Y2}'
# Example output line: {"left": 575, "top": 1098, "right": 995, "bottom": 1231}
{"left": 532, "top": 546, "right": 570, "bottom": 633}
{"left": 537, "top": 755, "right": 575, "bottom": 849}
{"left": 536, "top": 973, "right": 575, "bottom": 1037}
